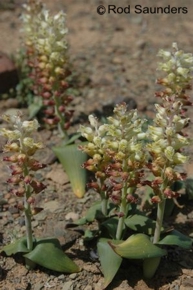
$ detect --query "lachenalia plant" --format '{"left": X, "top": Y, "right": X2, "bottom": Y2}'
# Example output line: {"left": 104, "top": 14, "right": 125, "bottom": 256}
{"left": 20, "top": 0, "right": 87, "bottom": 198}
{"left": 0, "top": 111, "right": 79, "bottom": 273}
{"left": 140, "top": 43, "right": 193, "bottom": 278}
{"left": 79, "top": 103, "right": 148, "bottom": 239}
{"left": 75, "top": 43, "right": 193, "bottom": 288}
{"left": 21, "top": 0, "right": 73, "bottom": 139}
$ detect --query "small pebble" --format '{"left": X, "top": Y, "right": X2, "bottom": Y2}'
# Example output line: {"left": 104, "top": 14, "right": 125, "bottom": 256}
{"left": 69, "top": 273, "right": 78, "bottom": 280}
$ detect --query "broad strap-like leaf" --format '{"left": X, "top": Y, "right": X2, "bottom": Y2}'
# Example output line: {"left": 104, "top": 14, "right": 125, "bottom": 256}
{"left": 143, "top": 257, "right": 161, "bottom": 279}
{"left": 0, "top": 237, "right": 30, "bottom": 255}
{"left": 158, "top": 230, "right": 192, "bottom": 249}
{"left": 97, "top": 238, "right": 122, "bottom": 289}
{"left": 53, "top": 143, "right": 87, "bottom": 198}
{"left": 24, "top": 237, "right": 80, "bottom": 273}
{"left": 109, "top": 233, "right": 167, "bottom": 259}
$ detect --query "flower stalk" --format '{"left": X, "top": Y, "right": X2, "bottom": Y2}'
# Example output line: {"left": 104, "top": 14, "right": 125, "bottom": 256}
{"left": 79, "top": 103, "right": 147, "bottom": 239}
{"left": 0, "top": 112, "right": 46, "bottom": 252}
{"left": 146, "top": 43, "right": 193, "bottom": 244}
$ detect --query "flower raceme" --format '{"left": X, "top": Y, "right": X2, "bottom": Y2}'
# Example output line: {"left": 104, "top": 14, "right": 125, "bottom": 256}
{"left": 79, "top": 103, "right": 148, "bottom": 206}
{"left": 146, "top": 43, "right": 193, "bottom": 203}
{"left": 21, "top": 0, "right": 73, "bottom": 137}
{"left": 0, "top": 111, "right": 46, "bottom": 212}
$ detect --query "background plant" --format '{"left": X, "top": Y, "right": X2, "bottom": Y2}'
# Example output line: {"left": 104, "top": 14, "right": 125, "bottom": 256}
{"left": 20, "top": 0, "right": 73, "bottom": 139}
{"left": 19, "top": 0, "right": 87, "bottom": 198}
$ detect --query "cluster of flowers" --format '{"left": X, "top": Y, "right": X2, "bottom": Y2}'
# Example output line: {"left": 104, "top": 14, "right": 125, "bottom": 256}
{"left": 0, "top": 112, "right": 46, "bottom": 214}
{"left": 21, "top": 0, "right": 73, "bottom": 133}
{"left": 80, "top": 103, "right": 147, "bottom": 206}
{"left": 146, "top": 43, "right": 193, "bottom": 203}
{"left": 80, "top": 43, "right": 193, "bottom": 208}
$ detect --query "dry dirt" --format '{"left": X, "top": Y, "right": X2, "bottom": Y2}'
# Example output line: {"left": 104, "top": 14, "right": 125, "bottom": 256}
{"left": 0, "top": 0, "right": 193, "bottom": 289}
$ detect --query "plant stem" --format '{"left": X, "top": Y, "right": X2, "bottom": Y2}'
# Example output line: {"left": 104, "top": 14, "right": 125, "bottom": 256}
{"left": 116, "top": 187, "right": 127, "bottom": 240}
{"left": 153, "top": 199, "right": 166, "bottom": 244}
{"left": 53, "top": 94, "right": 69, "bottom": 140}
{"left": 24, "top": 184, "right": 33, "bottom": 252}
{"left": 100, "top": 188, "right": 108, "bottom": 216}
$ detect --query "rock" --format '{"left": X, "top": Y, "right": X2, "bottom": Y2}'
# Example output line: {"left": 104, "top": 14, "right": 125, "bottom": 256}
{"left": 43, "top": 200, "right": 65, "bottom": 213}
{"left": 69, "top": 273, "right": 78, "bottom": 279}
{"left": 0, "top": 51, "right": 19, "bottom": 94}
{"left": 65, "top": 212, "right": 79, "bottom": 221}
{"left": 181, "top": 278, "right": 193, "bottom": 290}
{"left": 84, "top": 286, "right": 93, "bottom": 290}
{"left": 33, "top": 283, "right": 44, "bottom": 290}
{"left": 46, "top": 165, "right": 69, "bottom": 185}
{"left": 112, "top": 57, "right": 123, "bottom": 64}
{"left": 62, "top": 281, "right": 74, "bottom": 290}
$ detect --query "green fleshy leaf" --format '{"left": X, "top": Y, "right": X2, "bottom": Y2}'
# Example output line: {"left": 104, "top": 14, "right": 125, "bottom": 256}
{"left": 101, "top": 217, "right": 119, "bottom": 239}
{"left": 84, "top": 201, "right": 103, "bottom": 222}
{"left": 97, "top": 238, "right": 122, "bottom": 289}
{"left": 158, "top": 230, "right": 192, "bottom": 249}
{"left": 124, "top": 214, "right": 156, "bottom": 235}
{"left": 61, "top": 133, "right": 82, "bottom": 146}
{"left": 83, "top": 229, "right": 98, "bottom": 241}
{"left": 68, "top": 201, "right": 103, "bottom": 227}
{"left": 143, "top": 257, "right": 161, "bottom": 279}
{"left": 0, "top": 237, "right": 30, "bottom": 255}
{"left": 28, "top": 96, "right": 42, "bottom": 119}
{"left": 53, "top": 143, "right": 87, "bottom": 198}
{"left": 70, "top": 217, "right": 87, "bottom": 226}
{"left": 24, "top": 238, "right": 80, "bottom": 273}
{"left": 185, "top": 178, "right": 193, "bottom": 200}
{"left": 109, "top": 234, "right": 167, "bottom": 259}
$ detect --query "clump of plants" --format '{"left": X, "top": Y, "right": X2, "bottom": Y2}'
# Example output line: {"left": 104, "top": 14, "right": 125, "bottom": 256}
{"left": 75, "top": 43, "right": 193, "bottom": 288}
{"left": 15, "top": 0, "right": 87, "bottom": 198}
{"left": 0, "top": 111, "right": 80, "bottom": 273}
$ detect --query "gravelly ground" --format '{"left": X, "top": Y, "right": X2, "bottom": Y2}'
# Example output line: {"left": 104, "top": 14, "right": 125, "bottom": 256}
{"left": 0, "top": 0, "right": 193, "bottom": 289}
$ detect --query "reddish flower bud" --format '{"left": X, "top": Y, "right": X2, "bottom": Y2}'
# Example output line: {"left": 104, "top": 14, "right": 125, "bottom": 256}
{"left": 59, "top": 105, "right": 65, "bottom": 112}
{"left": 30, "top": 179, "right": 46, "bottom": 193}
{"left": 151, "top": 196, "right": 161, "bottom": 203}
{"left": 87, "top": 182, "right": 99, "bottom": 190}
{"left": 112, "top": 183, "right": 123, "bottom": 191}
{"left": 10, "top": 187, "right": 25, "bottom": 197}
{"left": 43, "top": 100, "right": 55, "bottom": 106}
{"left": 27, "top": 196, "right": 35, "bottom": 204}
{"left": 60, "top": 81, "right": 69, "bottom": 88}
{"left": 3, "top": 155, "right": 18, "bottom": 162}
{"left": 28, "top": 159, "right": 46, "bottom": 171}
{"left": 117, "top": 212, "right": 124, "bottom": 218}
{"left": 44, "top": 108, "right": 54, "bottom": 116}
{"left": 164, "top": 187, "right": 179, "bottom": 199}
{"left": 126, "top": 194, "right": 137, "bottom": 203}
{"left": 9, "top": 164, "right": 23, "bottom": 175}
{"left": 43, "top": 84, "right": 52, "bottom": 91}
{"left": 43, "top": 118, "right": 57, "bottom": 125}
{"left": 17, "top": 153, "right": 27, "bottom": 164}
{"left": 7, "top": 176, "right": 22, "bottom": 184}
{"left": 17, "top": 202, "right": 24, "bottom": 210}
{"left": 42, "top": 91, "right": 51, "bottom": 99}
{"left": 24, "top": 175, "right": 32, "bottom": 184}
{"left": 39, "top": 77, "right": 48, "bottom": 84}
{"left": 31, "top": 207, "right": 43, "bottom": 215}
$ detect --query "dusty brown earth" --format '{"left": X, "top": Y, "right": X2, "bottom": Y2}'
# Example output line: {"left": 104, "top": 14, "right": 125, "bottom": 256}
{"left": 0, "top": 0, "right": 193, "bottom": 289}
